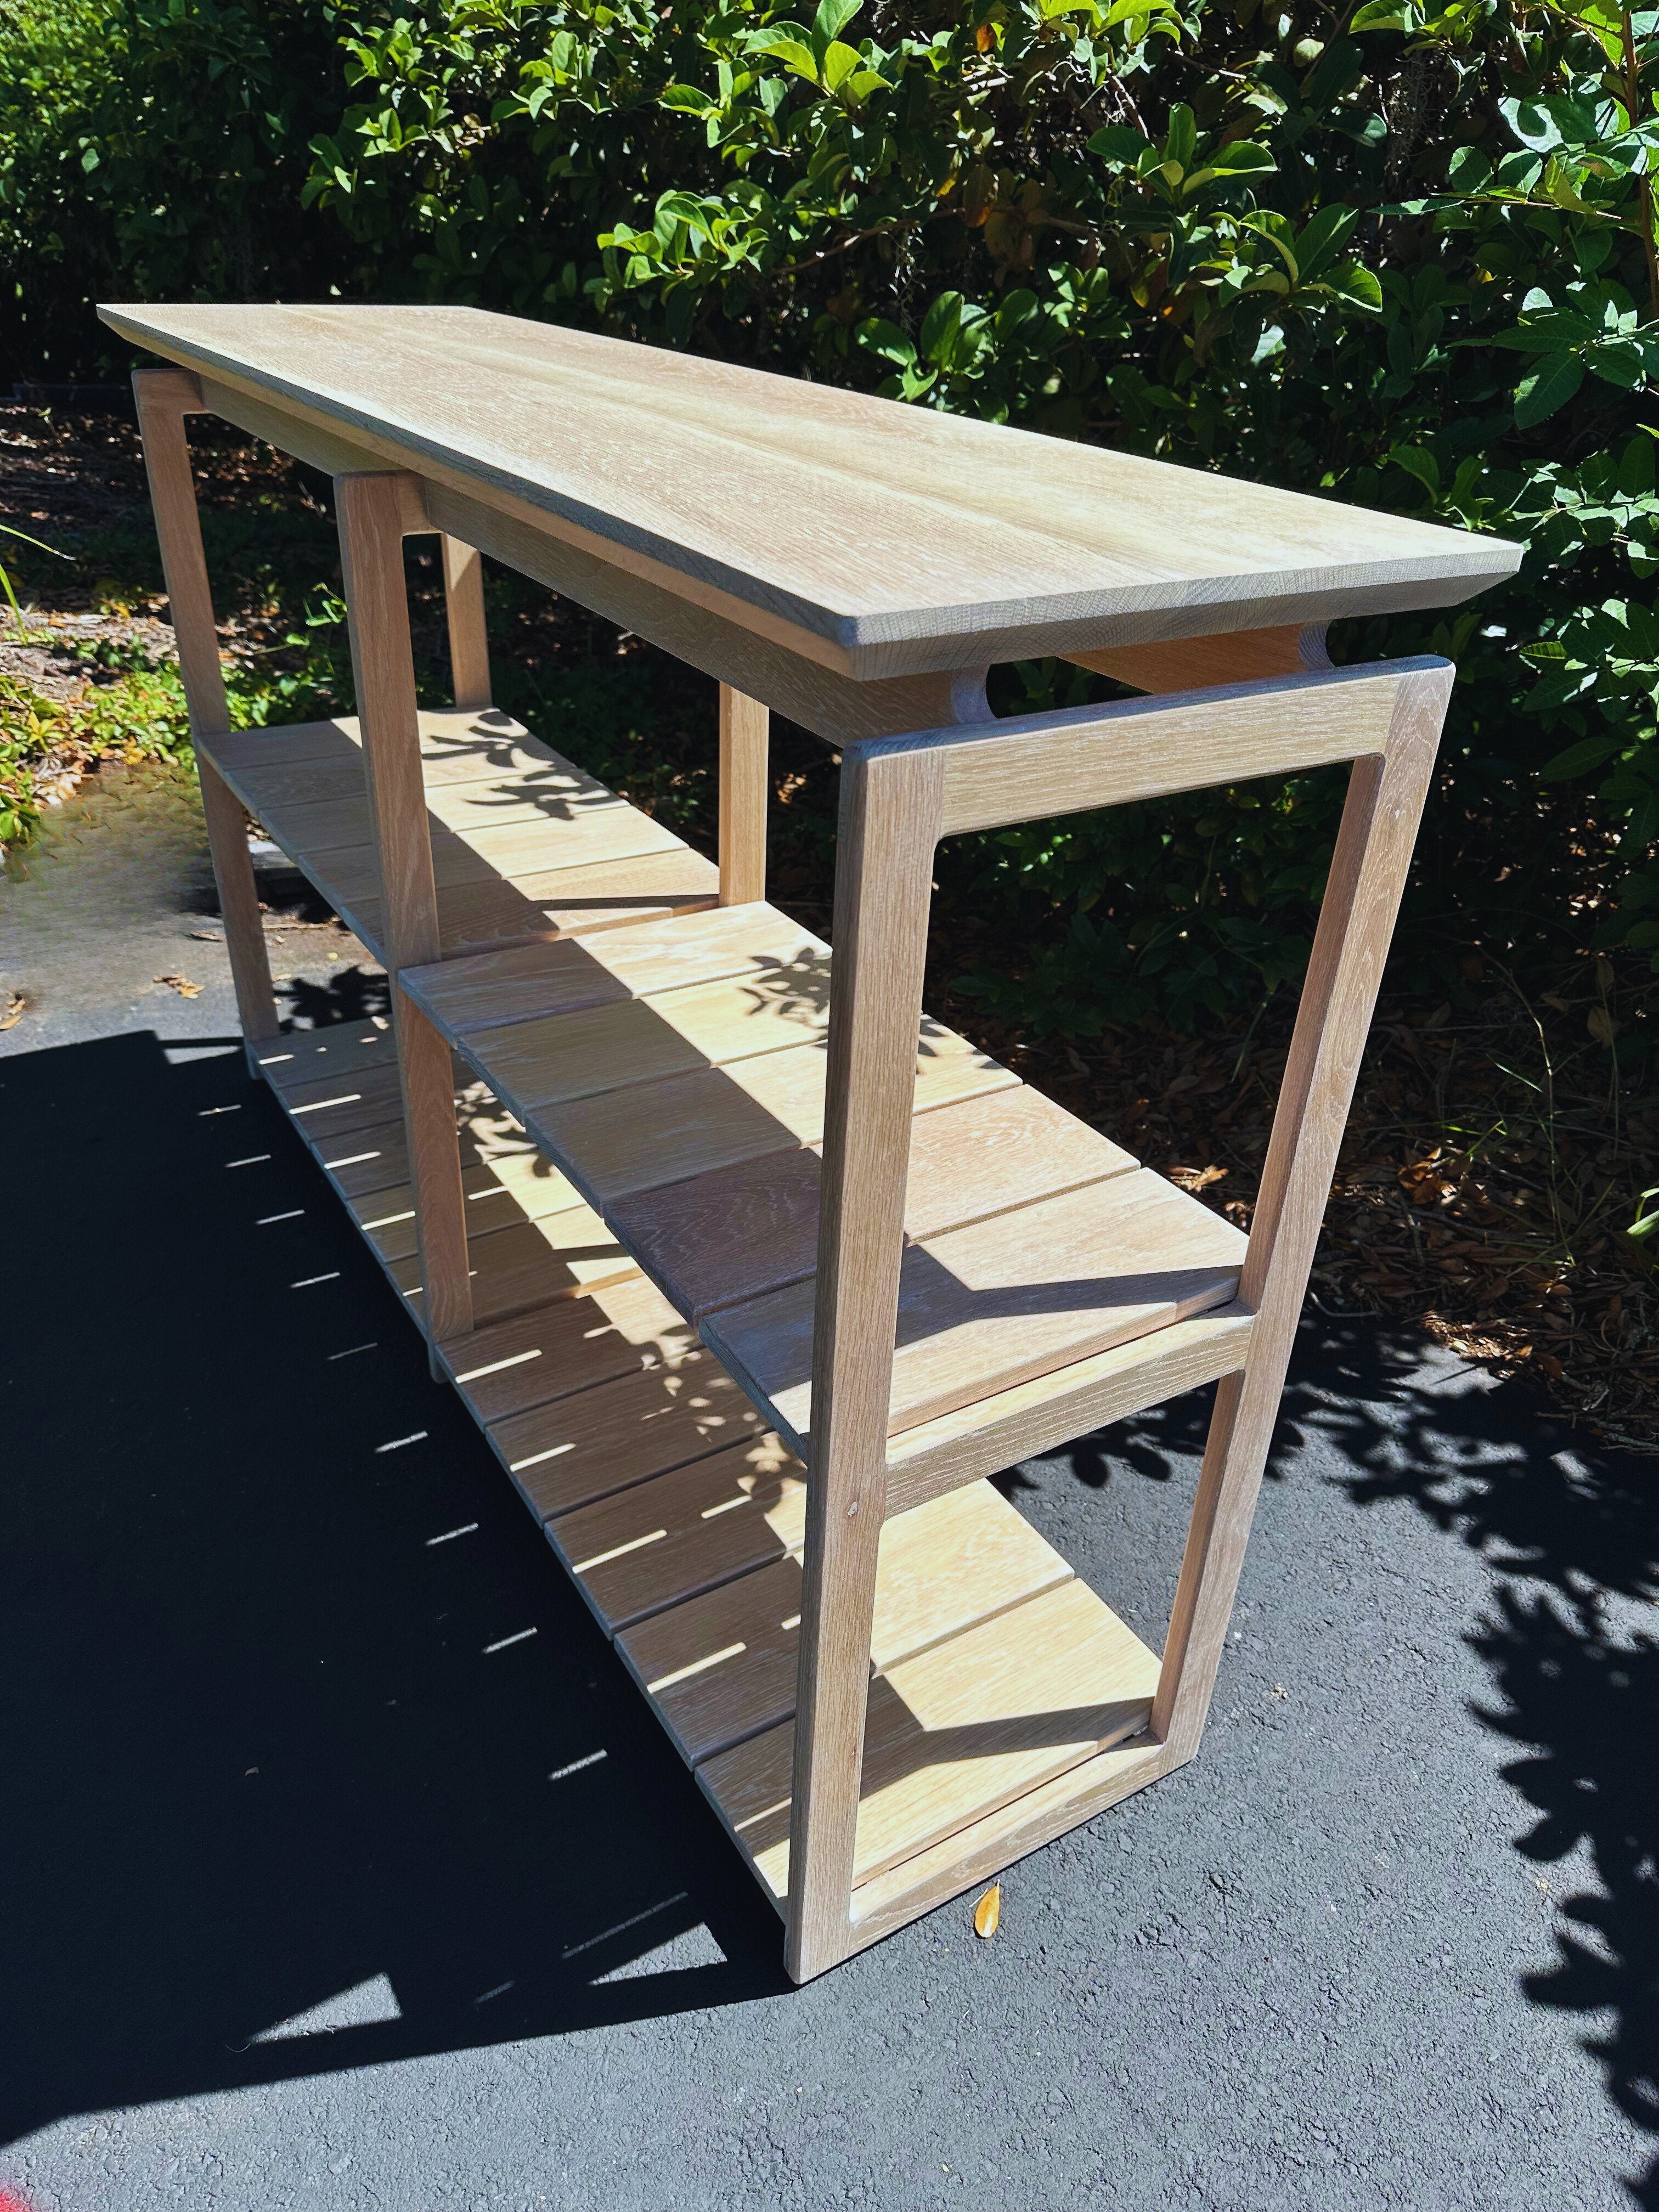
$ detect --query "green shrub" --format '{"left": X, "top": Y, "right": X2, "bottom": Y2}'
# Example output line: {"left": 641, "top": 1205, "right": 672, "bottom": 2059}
{"left": 4, "top": 0, "right": 1658, "bottom": 1036}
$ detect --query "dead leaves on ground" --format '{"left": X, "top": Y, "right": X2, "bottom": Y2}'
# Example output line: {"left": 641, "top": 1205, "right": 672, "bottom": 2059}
{"left": 154, "top": 972, "right": 203, "bottom": 999}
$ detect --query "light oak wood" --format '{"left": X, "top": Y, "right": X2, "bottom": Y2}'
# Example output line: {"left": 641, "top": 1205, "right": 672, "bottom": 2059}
{"left": 870, "top": 658, "right": 1436, "bottom": 840}
{"left": 845, "top": 1733, "right": 1170, "bottom": 1951}
{"left": 701, "top": 1578, "right": 1161, "bottom": 1907}
{"left": 132, "top": 366, "right": 280, "bottom": 1063}
{"left": 334, "top": 1118, "right": 579, "bottom": 1214}
{"left": 103, "top": 303, "right": 1521, "bottom": 683}
{"left": 1066, "top": 621, "right": 1330, "bottom": 695}
{"left": 403, "top": 902, "right": 825, "bottom": 1039}
{"left": 1153, "top": 662, "right": 1454, "bottom": 1761}
{"left": 609, "top": 1085, "right": 1138, "bottom": 1322}
{"left": 455, "top": 958, "right": 833, "bottom": 1119}
{"left": 252, "top": 758, "right": 623, "bottom": 858}
{"left": 251, "top": 1015, "right": 396, "bottom": 1097}
{"left": 281, "top": 1061, "right": 410, "bottom": 1137}
{"left": 490, "top": 1350, "right": 773, "bottom": 1521}
{"left": 439, "top": 1277, "right": 696, "bottom": 1427}
{"left": 336, "top": 470, "right": 472, "bottom": 1349}
{"left": 550, "top": 1432, "right": 809, "bottom": 1635}
{"left": 388, "top": 1204, "right": 635, "bottom": 1323}
{"left": 719, "top": 686, "right": 769, "bottom": 906}
{"left": 619, "top": 1481, "right": 1073, "bottom": 1764}
{"left": 208, "top": 708, "right": 557, "bottom": 795}
{"left": 424, "top": 474, "right": 998, "bottom": 744}
{"left": 351, "top": 1158, "right": 578, "bottom": 1263}
{"left": 706, "top": 1167, "right": 1247, "bottom": 1452}
{"left": 123, "top": 305, "right": 1484, "bottom": 1984}
{"left": 524, "top": 1026, "right": 1015, "bottom": 1212}
{"left": 785, "top": 745, "right": 944, "bottom": 1980}
{"left": 441, "top": 534, "right": 492, "bottom": 710}
{"left": 345, "top": 848, "right": 721, "bottom": 966}
{"left": 883, "top": 1305, "right": 1254, "bottom": 1517}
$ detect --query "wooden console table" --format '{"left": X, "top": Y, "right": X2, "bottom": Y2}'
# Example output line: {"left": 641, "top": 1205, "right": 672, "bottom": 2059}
{"left": 105, "top": 302, "right": 1520, "bottom": 1981}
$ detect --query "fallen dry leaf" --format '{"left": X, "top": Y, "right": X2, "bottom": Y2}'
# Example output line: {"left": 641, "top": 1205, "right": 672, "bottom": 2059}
{"left": 0, "top": 991, "right": 25, "bottom": 1030}
{"left": 972, "top": 1883, "right": 1001, "bottom": 1939}
{"left": 154, "top": 973, "right": 204, "bottom": 999}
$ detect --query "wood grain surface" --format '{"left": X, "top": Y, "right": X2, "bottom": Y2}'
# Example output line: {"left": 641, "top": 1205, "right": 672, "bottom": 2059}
{"left": 106, "top": 302, "right": 1519, "bottom": 680}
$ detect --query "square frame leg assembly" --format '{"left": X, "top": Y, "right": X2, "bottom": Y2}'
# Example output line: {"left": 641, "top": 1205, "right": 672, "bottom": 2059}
{"left": 129, "top": 329, "right": 1479, "bottom": 1982}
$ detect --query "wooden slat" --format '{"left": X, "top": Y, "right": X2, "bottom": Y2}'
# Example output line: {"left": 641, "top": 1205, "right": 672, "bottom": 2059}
{"left": 343, "top": 848, "right": 721, "bottom": 964}
{"left": 305, "top": 1092, "right": 506, "bottom": 1196}
{"left": 278, "top": 1061, "right": 409, "bottom": 1137}
{"left": 389, "top": 1209, "right": 635, "bottom": 1326}
{"left": 315, "top": 1102, "right": 564, "bottom": 1201}
{"left": 205, "top": 709, "right": 558, "bottom": 808}
{"left": 462, "top": 957, "right": 833, "bottom": 1119}
{"left": 252, "top": 1017, "right": 397, "bottom": 1098}
{"left": 846, "top": 1735, "right": 1170, "bottom": 1954}
{"left": 402, "top": 902, "right": 824, "bottom": 1040}
{"left": 704, "top": 1167, "right": 1248, "bottom": 1448}
{"left": 698, "top": 1578, "right": 1161, "bottom": 1902}
{"left": 313, "top": 805, "right": 685, "bottom": 902}
{"left": 550, "top": 1432, "right": 807, "bottom": 1634}
{"left": 488, "top": 1350, "right": 772, "bottom": 1520}
{"left": 350, "top": 1155, "right": 593, "bottom": 1263}
{"left": 106, "top": 303, "right": 1521, "bottom": 685}
{"left": 883, "top": 1305, "right": 1255, "bottom": 1516}
{"left": 527, "top": 1029, "right": 1015, "bottom": 1211}
{"left": 618, "top": 1482, "right": 1073, "bottom": 1764}
{"left": 439, "top": 1278, "right": 695, "bottom": 1426}
{"left": 610, "top": 1086, "right": 1139, "bottom": 1321}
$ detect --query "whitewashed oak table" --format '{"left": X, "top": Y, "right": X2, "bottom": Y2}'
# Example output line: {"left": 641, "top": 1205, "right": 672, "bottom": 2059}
{"left": 105, "top": 301, "right": 1521, "bottom": 1982}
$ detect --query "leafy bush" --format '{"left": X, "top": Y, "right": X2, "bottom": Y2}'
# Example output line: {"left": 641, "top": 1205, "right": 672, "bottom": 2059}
{"left": 4, "top": 0, "right": 1658, "bottom": 1039}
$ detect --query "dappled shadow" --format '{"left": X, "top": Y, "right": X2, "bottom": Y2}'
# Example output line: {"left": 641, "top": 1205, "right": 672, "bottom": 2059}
{"left": 0, "top": 1030, "right": 786, "bottom": 2146}
{"left": 1058, "top": 1312, "right": 1659, "bottom": 2207}
{"left": 203, "top": 709, "right": 719, "bottom": 966}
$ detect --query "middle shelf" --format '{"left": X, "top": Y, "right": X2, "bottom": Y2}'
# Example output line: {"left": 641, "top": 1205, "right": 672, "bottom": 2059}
{"left": 402, "top": 899, "right": 1252, "bottom": 1462}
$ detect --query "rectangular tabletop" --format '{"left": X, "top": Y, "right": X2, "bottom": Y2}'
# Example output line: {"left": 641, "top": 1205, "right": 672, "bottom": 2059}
{"left": 103, "top": 303, "right": 1519, "bottom": 679}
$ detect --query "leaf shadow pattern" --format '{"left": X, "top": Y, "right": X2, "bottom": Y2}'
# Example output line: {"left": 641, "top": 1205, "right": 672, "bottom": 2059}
{"left": 1291, "top": 1319, "right": 1658, "bottom": 2208}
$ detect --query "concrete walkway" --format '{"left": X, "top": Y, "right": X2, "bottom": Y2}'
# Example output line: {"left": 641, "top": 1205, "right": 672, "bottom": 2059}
{"left": 2, "top": 766, "right": 1652, "bottom": 2210}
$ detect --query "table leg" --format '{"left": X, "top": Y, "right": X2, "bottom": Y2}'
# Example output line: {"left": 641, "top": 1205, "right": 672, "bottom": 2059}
{"left": 440, "top": 536, "right": 492, "bottom": 712}
{"left": 718, "top": 685, "right": 769, "bottom": 906}
{"left": 336, "top": 472, "right": 475, "bottom": 1364}
{"left": 1153, "top": 665, "right": 1452, "bottom": 1760}
{"left": 133, "top": 368, "right": 280, "bottom": 1073}
{"left": 785, "top": 743, "right": 946, "bottom": 1983}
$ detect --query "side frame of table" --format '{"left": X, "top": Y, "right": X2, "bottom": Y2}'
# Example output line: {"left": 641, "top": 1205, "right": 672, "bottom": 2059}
{"left": 135, "top": 363, "right": 1452, "bottom": 1983}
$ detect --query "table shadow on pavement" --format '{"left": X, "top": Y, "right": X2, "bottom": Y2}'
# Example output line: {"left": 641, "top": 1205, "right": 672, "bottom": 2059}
{"left": 0, "top": 1029, "right": 787, "bottom": 2147}
{"left": 1034, "top": 1303, "right": 1659, "bottom": 2208}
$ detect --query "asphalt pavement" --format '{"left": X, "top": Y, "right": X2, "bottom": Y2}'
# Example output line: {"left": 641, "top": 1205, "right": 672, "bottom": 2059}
{"left": 2, "top": 761, "right": 1653, "bottom": 2211}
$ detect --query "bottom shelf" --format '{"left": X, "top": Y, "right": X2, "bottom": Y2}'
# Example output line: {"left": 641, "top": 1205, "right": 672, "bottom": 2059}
{"left": 258, "top": 1014, "right": 1176, "bottom": 1950}
{"left": 696, "top": 1577, "right": 1161, "bottom": 1907}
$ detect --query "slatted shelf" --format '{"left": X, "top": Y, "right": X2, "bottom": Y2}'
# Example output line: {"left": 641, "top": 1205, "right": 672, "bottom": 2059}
{"left": 697, "top": 1577, "right": 1161, "bottom": 1908}
{"left": 615, "top": 1480, "right": 1074, "bottom": 1765}
{"left": 201, "top": 707, "right": 718, "bottom": 966}
{"left": 233, "top": 736, "right": 1232, "bottom": 1949}
{"left": 403, "top": 907, "right": 1248, "bottom": 1452}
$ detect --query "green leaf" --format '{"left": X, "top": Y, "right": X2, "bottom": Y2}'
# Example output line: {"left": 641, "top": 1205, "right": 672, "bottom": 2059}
{"left": 1514, "top": 352, "right": 1585, "bottom": 428}
{"left": 1165, "top": 104, "right": 1198, "bottom": 171}
{"left": 660, "top": 83, "right": 712, "bottom": 113}
{"left": 1541, "top": 733, "right": 1622, "bottom": 778}
{"left": 1349, "top": 0, "right": 1418, "bottom": 29}
{"left": 811, "top": 0, "right": 862, "bottom": 52}
{"left": 1088, "top": 124, "right": 1148, "bottom": 163}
